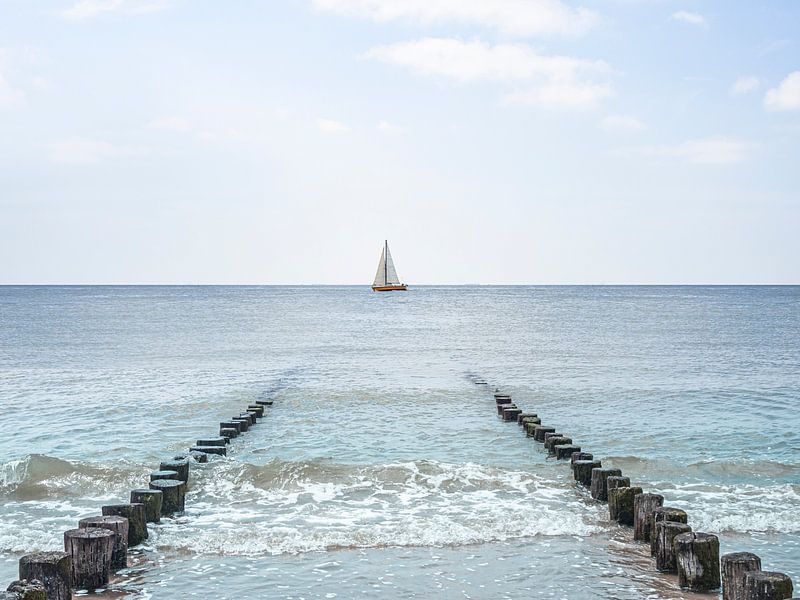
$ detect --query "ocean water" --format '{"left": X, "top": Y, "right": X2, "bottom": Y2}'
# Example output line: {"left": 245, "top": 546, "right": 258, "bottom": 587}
{"left": 0, "top": 286, "right": 798, "bottom": 599}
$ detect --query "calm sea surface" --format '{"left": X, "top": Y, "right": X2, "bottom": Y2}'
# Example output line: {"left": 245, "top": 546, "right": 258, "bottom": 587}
{"left": 0, "top": 286, "right": 798, "bottom": 599}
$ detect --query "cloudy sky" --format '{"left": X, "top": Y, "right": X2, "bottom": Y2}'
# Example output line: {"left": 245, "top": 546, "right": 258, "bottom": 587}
{"left": 1, "top": 0, "right": 798, "bottom": 284}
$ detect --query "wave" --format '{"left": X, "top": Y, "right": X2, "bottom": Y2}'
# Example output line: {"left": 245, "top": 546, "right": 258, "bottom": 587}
{"left": 602, "top": 455, "right": 800, "bottom": 481}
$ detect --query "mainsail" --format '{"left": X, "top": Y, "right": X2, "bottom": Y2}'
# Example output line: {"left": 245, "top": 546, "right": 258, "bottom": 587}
{"left": 373, "top": 241, "right": 401, "bottom": 287}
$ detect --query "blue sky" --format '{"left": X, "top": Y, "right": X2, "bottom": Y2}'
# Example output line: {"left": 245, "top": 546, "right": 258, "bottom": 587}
{"left": 1, "top": 0, "right": 798, "bottom": 284}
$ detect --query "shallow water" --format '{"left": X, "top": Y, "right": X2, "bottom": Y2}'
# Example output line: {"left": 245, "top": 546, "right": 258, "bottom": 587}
{"left": 0, "top": 286, "right": 798, "bottom": 598}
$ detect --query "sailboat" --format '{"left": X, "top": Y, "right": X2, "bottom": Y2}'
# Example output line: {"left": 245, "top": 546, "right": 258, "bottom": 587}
{"left": 372, "top": 240, "right": 408, "bottom": 291}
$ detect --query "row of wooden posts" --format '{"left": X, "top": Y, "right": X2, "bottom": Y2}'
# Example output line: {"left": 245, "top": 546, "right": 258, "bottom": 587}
{"left": 2, "top": 400, "right": 273, "bottom": 600}
{"left": 473, "top": 379, "right": 797, "bottom": 600}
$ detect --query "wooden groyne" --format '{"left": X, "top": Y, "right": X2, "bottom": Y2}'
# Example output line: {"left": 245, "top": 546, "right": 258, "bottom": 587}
{"left": 3, "top": 398, "right": 275, "bottom": 599}
{"left": 473, "top": 376, "right": 797, "bottom": 600}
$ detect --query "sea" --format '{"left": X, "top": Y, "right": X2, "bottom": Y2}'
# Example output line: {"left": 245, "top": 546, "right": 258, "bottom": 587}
{"left": 0, "top": 286, "right": 798, "bottom": 599}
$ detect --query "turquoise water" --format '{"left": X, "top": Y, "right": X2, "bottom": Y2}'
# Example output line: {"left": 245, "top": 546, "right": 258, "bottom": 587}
{"left": 1, "top": 286, "right": 798, "bottom": 598}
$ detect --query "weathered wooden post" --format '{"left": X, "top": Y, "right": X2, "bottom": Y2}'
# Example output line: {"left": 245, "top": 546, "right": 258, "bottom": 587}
{"left": 497, "top": 402, "right": 515, "bottom": 416}
{"left": 502, "top": 407, "right": 522, "bottom": 421}
{"left": 131, "top": 489, "right": 162, "bottom": 523}
{"left": 101, "top": 504, "right": 147, "bottom": 547}
{"left": 4, "top": 580, "right": 47, "bottom": 599}
{"left": 247, "top": 405, "right": 264, "bottom": 417}
{"left": 555, "top": 444, "right": 581, "bottom": 460}
{"left": 675, "top": 532, "right": 720, "bottom": 592}
{"left": 570, "top": 452, "right": 593, "bottom": 470}
{"left": 78, "top": 516, "right": 128, "bottom": 570}
{"left": 190, "top": 445, "right": 227, "bottom": 456}
{"left": 533, "top": 426, "right": 556, "bottom": 442}
{"left": 606, "top": 476, "right": 630, "bottom": 496}
{"left": 149, "top": 479, "right": 185, "bottom": 515}
{"left": 220, "top": 421, "right": 242, "bottom": 435}
{"left": 590, "top": 468, "right": 622, "bottom": 502}
{"left": 744, "top": 571, "right": 794, "bottom": 600}
{"left": 150, "top": 470, "right": 179, "bottom": 482}
{"left": 517, "top": 413, "right": 537, "bottom": 425}
{"left": 654, "top": 521, "right": 692, "bottom": 573}
{"left": 63, "top": 528, "right": 115, "bottom": 591}
{"left": 255, "top": 399, "right": 274, "bottom": 405}
{"left": 160, "top": 458, "right": 189, "bottom": 483}
{"left": 545, "top": 436, "right": 572, "bottom": 454}
{"left": 609, "top": 486, "right": 642, "bottom": 525}
{"left": 573, "top": 460, "right": 602, "bottom": 487}
{"left": 633, "top": 493, "right": 664, "bottom": 541}
{"left": 523, "top": 419, "right": 542, "bottom": 436}
{"left": 197, "top": 437, "right": 226, "bottom": 447}
{"left": 220, "top": 426, "right": 239, "bottom": 439}
{"left": 18, "top": 553, "right": 72, "bottom": 600}
{"left": 722, "top": 552, "right": 762, "bottom": 600}
{"left": 231, "top": 417, "right": 250, "bottom": 432}
{"left": 649, "top": 507, "right": 688, "bottom": 556}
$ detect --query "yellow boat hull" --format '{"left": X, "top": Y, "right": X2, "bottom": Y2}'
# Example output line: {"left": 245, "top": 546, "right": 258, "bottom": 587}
{"left": 372, "top": 285, "right": 408, "bottom": 292}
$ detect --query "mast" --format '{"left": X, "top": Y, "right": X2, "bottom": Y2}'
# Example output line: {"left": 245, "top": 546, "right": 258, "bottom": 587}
{"left": 384, "top": 240, "right": 388, "bottom": 286}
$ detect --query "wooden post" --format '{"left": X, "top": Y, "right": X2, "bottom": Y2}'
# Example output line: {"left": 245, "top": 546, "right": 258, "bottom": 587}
{"left": 149, "top": 479, "right": 185, "bottom": 515}
{"left": 101, "top": 504, "right": 147, "bottom": 547}
{"left": 544, "top": 435, "right": 572, "bottom": 454}
{"left": 744, "top": 571, "right": 794, "bottom": 600}
{"left": 573, "top": 460, "right": 602, "bottom": 487}
{"left": 555, "top": 444, "right": 581, "bottom": 460}
{"left": 247, "top": 405, "right": 264, "bottom": 417}
{"left": 606, "top": 476, "right": 630, "bottom": 497}
{"left": 4, "top": 580, "right": 47, "bottom": 599}
{"left": 675, "top": 532, "right": 720, "bottom": 591}
{"left": 722, "top": 552, "right": 762, "bottom": 600}
{"left": 197, "top": 437, "right": 227, "bottom": 447}
{"left": 150, "top": 470, "right": 179, "bottom": 481}
{"left": 231, "top": 417, "right": 250, "bottom": 432}
{"left": 63, "top": 528, "right": 115, "bottom": 591}
{"left": 590, "top": 468, "right": 622, "bottom": 502}
{"left": 497, "top": 402, "right": 515, "bottom": 416}
{"left": 18, "top": 552, "right": 72, "bottom": 600}
{"left": 130, "top": 489, "right": 162, "bottom": 523}
{"left": 190, "top": 445, "right": 227, "bottom": 456}
{"left": 78, "top": 516, "right": 128, "bottom": 570}
{"left": 502, "top": 407, "right": 522, "bottom": 421}
{"left": 516, "top": 413, "right": 537, "bottom": 425}
{"left": 255, "top": 399, "right": 273, "bottom": 406}
{"left": 633, "top": 493, "right": 664, "bottom": 541}
{"left": 570, "top": 452, "right": 593, "bottom": 470}
{"left": 245, "top": 410, "right": 259, "bottom": 422}
{"left": 609, "top": 486, "right": 643, "bottom": 525}
{"left": 159, "top": 458, "right": 189, "bottom": 483}
{"left": 654, "top": 521, "right": 692, "bottom": 573}
{"left": 219, "top": 427, "right": 239, "bottom": 439}
{"left": 650, "top": 507, "right": 688, "bottom": 556}
{"left": 523, "top": 419, "right": 542, "bottom": 436}
{"left": 220, "top": 421, "right": 242, "bottom": 435}
{"left": 533, "top": 426, "right": 556, "bottom": 442}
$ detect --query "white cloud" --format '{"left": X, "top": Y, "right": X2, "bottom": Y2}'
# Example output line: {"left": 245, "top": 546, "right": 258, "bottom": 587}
{"left": 377, "top": 120, "right": 403, "bottom": 134}
{"left": 365, "top": 38, "right": 612, "bottom": 110}
{"left": 46, "top": 138, "right": 144, "bottom": 165}
{"left": 148, "top": 115, "right": 193, "bottom": 132}
{"left": 730, "top": 76, "right": 760, "bottom": 96}
{"left": 599, "top": 114, "right": 645, "bottom": 133}
{"left": 317, "top": 118, "right": 350, "bottom": 133}
{"left": 647, "top": 136, "right": 753, "bottom": 165}
{"left": 671, "top": 10, "right": 706, "bottom": 27}
{"left": 61, "top": 0, "right": 172, "bottom": 20}
{"left": 764, "top": 71, "right": 800, "bottom": 111}
{"left": 312, "top": 0, "right": 598, "bottom": 37}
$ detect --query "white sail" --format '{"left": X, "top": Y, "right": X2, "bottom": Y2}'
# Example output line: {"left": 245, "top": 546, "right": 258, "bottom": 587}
{"left": 372, "top": 241, "right": 402, "bottom": 287}
{"left": 384, "top": 244, "right": 400, "bottom": 284}
{"left": 373, "top": 247, "right": 387, "bottom": 287}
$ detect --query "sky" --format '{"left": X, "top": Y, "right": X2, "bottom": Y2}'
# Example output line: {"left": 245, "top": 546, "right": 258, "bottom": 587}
{"left": 0, "top": 0, "right": 798, "bottom": 284}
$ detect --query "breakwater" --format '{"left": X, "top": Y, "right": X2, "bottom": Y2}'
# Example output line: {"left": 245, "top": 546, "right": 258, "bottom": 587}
{"left": 1, "top": 399, "right": 275, "bottom": 599}
{"left": 473, "top": 375, "right": 797, "bottom": 600}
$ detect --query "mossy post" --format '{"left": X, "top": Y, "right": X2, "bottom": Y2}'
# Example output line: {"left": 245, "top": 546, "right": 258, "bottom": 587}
{"left": 675, "top": 532, "right": 720, "bottom": 592}
{"left": 654, "top": 521, "right": 692, "bottom": 573}
{"left": 570, "top": 452, "right": 593, "bottom": 470}
{"left": 4, "top": 580, "right": 47, "bottom": 600}
{"left": 18, "top": 552, "right": 72, "bottom": 600}
{"left": 744, "top": 571, "right": 794, "bottom": 600}
{"left": 722, "top": 552, "right": 762, "bottom": 600}
{"left": 633, "top": 493, "right": 664, "bottom": 541}
{"left": 606, "top": 476, "right": 630, "bottom": 497}
{"left": 149, "top": 479, "right": 185, "bottom": 515}
{"left": 78, "top": 516, "right": 128, "bottom": 570}
{"left": 130, "top": 489, "right": 163, "bottom": 523}
{"left": 574, "top": 460, "right": 602, "bottom": 487}
{"left": 590, "top": 468, "right": 622, "bottom": 502}
{"left": 517, "top": 413, "right": 537, "bottom": 425}
{"left": 545, "top": 436, "right": 572, "bottom": 455}
{"left": 502, "top": 407, "right": 522, "bottom": 422}
{"left": 533, "top": 426, "right": 556, "bottom": 443}
{"left": 555, "top": 444, "right": 581, "bottom": 460}
{"left": 101, "top": 504, "right": 148, "bottom": 547}
{"left": 650, "top": 507, "right": 688, "bottom": 556}
{"left": 63, "top": 528, "right": 115, "bottom": 591}
{"left": 523, "top": 419, "right": 542, "bottom": 436}
{"left": 609, "top": 486, "right": 642, "bottom": 525}
{"left": 159, "top": 458, "right": 189, "bottom": 483}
